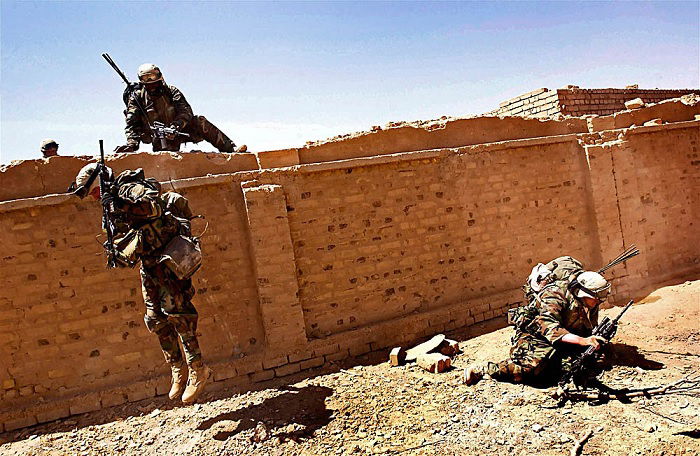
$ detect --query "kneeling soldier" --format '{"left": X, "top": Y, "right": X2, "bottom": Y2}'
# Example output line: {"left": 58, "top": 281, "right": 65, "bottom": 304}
{"left": 464, "top": 267, "right": 610, "bottom": 385}
{"left": 73, "top": 164, "right": 211, "bottom": 404}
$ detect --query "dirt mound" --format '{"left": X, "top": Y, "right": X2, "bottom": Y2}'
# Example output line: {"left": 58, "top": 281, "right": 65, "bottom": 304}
{"left": 2, "top": 281, "right": 698, "bottom": 455}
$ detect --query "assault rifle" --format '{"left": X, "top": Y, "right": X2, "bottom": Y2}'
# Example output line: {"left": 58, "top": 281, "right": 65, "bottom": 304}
{"left": 558, "top": 299, "right": 635, "bottom": 387}
{"left": 98, "top": 140, "right": 118, "bottom": 268}
{"left": 151, "top": 121, "right": 190, "bottom": 149}
{"left": 101, "top": 53, "right": 190, "bottom": 151}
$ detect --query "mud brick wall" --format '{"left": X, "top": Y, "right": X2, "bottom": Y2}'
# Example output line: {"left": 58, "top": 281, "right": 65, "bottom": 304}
{"left": 1, "top": 103, "right": 698, "bottom": 432}
{"left": 494, "top": 88, "right": 561, "bottom": 118}
{"left": 558, "top": 88, "right": 699, "bottom": 117}
{"left": 495, "top": 87, "right": 698, "bottom": 118}
{"left": 585, "top": 123, "right": 700, "bottom": 296}
{"left": 271, "top": 137, "right": 599, "bottom": 339}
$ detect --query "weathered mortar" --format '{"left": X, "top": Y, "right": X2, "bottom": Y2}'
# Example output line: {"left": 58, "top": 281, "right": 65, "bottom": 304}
{"left": 0, "top": 98, "right": 699, "bottom": 432}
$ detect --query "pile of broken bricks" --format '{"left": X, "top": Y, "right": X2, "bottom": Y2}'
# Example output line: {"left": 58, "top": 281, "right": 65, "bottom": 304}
{"left": 389, "top": 334, "right": 460, "bottom": 373}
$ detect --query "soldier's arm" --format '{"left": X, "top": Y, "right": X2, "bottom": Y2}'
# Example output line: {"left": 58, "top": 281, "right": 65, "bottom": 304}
{"left": 168, "top": 86, "right": 194, "bottom": 129}
{"left": 124, "top": 94, "right": 145, "bottom": 147}
{"left": 533, "top": 290, "right": 570, "bottom": 344}
{"left": 536, "top": 290, "right": 605, "bottom": 349}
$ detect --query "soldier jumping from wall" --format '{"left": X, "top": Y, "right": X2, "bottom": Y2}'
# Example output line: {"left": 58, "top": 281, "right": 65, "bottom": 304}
{"left": 464, "top": 256, "right": 612, "bottom": 386}
{"left": 71, "top": 161, "right": 211, "bottom": 405}
{"left": 104, "top": 55, "right": 247, "bottom": 154}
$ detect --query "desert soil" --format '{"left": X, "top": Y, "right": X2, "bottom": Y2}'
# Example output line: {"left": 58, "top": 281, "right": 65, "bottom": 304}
{"left": 1, "top": 280, "right": 698, "bottom": 456}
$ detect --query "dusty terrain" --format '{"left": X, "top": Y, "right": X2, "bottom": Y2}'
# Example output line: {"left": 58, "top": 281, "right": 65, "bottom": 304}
{"left": 2, "top": 280, "right": 698, "bottom": 456}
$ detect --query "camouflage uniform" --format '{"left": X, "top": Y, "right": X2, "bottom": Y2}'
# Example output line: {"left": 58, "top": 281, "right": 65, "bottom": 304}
{"left": 484, "top": 282, "right": 598, "bottom": 382}
{"left": 112, "top": 174, "right": 202, "bottom": 366}
{"left": 125, "top": 83, "right": 236, "bottom": 152}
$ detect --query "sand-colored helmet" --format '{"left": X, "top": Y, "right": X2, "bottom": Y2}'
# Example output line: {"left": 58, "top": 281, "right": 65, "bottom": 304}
{"left": 73, "top": 163, "right": 114, "bottom": 198}
{"left": 40, "top": 139, "right": 59, "bottom": 151}
{"left": 137, "top": 63, "right": 163, "bottom": 84}
{"left": 574, "top": 271, "right": 611, "bottom": 300}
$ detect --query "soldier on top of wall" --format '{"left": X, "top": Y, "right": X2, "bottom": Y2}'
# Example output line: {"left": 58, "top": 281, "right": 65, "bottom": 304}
{"left": 71, "top": 164, "right": 211, "bottom": 405}
{"left": 40, "top": 139, "right": 59, "bottom": 158}
{"left": 464, "top": 257, "right": 610, "bottom": 386}
{"left": 115, "top": 63, "right": 247, "bottom": 154}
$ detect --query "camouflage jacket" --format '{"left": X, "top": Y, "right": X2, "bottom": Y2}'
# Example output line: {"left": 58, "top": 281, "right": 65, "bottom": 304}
{"left": 125, "top": 84, "right": 193, "bottom": 146}
{"left": 111, "top": 179, "right": 181, "bottom": 265}
{"left": 531, "top": 282, "right": 599, "bottom": 345}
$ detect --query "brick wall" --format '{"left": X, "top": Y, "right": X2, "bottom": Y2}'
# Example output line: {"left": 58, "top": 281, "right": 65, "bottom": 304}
{"left": 1, "top": 103, "right": 699, "bottom": 432}
{"left": 276, "top": 138, "right": 597, "bottom": 338}
{"left": 558, "top": 88, "right": 699, "bottom": 117}
{"left": 494, "top": 88, "right": 562, "bottom": 118}
{"left": 494, "top": 87, "right": 698, "bottom": 118}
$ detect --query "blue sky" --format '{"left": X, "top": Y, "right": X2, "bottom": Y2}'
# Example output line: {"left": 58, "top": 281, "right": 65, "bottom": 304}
{"left": 1, "top": 1, "right": 698, "bottom": 163}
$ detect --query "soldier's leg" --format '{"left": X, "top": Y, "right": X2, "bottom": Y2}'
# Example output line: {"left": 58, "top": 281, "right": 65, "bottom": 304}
{"left": 158, "top": 270, "right": 201, "bottom": 365}
{"left": 158, "top": 267, "right": 211, "bottom": 404}
{"left": 186, "top": 115, "right": 236, "bottom": 153}
{"left": 484, "top": 332, "right": 555, "bottom": 383}
{"left": 140, "top": 266, "right": 184, "bottom": 364}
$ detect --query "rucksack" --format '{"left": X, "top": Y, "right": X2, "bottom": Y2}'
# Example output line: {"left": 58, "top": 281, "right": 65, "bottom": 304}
{"left": 110, "top": 168, "right": 161, "bottom": 202}
{"left": 509, "top": 256, "right": 585, "bottom": 332}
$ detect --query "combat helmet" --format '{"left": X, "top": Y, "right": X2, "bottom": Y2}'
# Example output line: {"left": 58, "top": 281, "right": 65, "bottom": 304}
{"left": 574, "top": 271, "right": 611, "bottom": 301}
{"left": 40, "top": 139, "right": 59, "bottom": 152}
{"left": 72, "top": 163, "right": 114, "bottom": 198}
{"left": 137, "top": 63, "right": 163, "bottom": 84}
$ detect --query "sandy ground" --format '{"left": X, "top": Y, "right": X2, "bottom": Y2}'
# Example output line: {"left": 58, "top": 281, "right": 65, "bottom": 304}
{"left": 1, "top": 280, "right": 698, "bottom": 456}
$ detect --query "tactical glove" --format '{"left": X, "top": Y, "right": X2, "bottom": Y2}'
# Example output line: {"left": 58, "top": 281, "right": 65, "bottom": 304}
{"left": 166, "top": 124, "right": 180, "bottom": 141}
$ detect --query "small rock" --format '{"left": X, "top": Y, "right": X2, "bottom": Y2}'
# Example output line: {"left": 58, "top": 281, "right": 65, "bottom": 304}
{"left": 252, "top": 422, "right": 271, "bottom": 442}
{"left": 532, "top": 424, "right": 544, "bottom": 432}
{"left": 624, "top": 98, "right": 644, "bottom": 110}
{"left": 645, "top": 423, "right": 657, "bottom": 433}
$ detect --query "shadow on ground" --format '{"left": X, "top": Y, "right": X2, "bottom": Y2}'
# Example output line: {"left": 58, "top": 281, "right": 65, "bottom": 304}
{"left": 197, "top": 385, "right": 334, "bottom": 442}
{"left": 0, "top": 314, "right": 508, "bottom": 445}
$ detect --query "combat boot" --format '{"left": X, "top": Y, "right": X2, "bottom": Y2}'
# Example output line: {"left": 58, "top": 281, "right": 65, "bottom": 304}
{"left": 181, "top": 360, "right": 212, "bottom": 405}
{"left": 463, "top": 365, "right": 484, "bottom": 385}
{"left": 168, "top": 362, "right": 188, "bottom": 400}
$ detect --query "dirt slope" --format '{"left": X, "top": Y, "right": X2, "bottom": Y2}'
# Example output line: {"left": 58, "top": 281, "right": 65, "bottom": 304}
{"left": 2, "top": 280, "right": 698, "bottom": 455}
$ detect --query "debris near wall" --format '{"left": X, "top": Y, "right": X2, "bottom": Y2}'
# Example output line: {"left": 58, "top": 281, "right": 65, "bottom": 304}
{"left": 389, "top": 334, "right": 461, "bottom": 373}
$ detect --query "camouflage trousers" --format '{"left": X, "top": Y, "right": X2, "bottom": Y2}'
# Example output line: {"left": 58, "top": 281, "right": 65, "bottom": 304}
{"left": 147, "top": 115, "right": 236, "bottom": 153}
{"left": 484, "top": 331, "right": 582, "bottom": 382}
{"left": 140, "top": 262, "right": 202, "bottom": 366}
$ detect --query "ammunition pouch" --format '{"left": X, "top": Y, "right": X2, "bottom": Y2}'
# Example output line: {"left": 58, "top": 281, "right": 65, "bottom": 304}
{"left": 158, "top": 235, "right": 202, "bottom": 280}
{"left": 111, "top": 229, "right": 141, "bottom": 267}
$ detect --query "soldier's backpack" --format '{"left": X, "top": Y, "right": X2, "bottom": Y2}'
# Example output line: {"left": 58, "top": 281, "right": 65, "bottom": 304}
{"left": 110, "top": 169, "right": 202, "bottom": 279}
{"left": 508, "top": 256, "right": 585, "bottom": 332}
{"left": 110, "top": 168, "right": 161, "bottom": 202}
